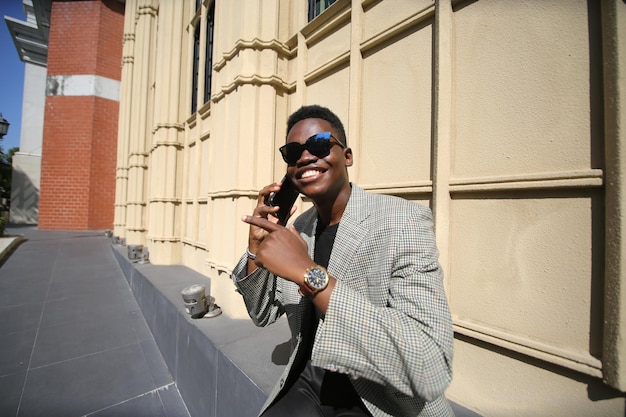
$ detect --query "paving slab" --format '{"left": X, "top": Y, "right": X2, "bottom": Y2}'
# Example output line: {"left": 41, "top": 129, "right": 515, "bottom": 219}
{"left": 0, "top": 227, "right": 190, "bottom": 417}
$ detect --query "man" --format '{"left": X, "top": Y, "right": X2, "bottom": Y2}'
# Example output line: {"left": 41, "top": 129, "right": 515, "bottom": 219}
{"left": 232, "top": 105, "right": 454, "bottom": 416}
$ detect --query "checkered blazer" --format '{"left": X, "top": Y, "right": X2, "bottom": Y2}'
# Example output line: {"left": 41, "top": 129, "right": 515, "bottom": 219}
{"left": 233, "top": 185, "right": 454, "bottom": 417}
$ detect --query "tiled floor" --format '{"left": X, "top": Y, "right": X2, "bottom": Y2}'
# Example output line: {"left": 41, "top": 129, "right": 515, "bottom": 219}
{"left": 0, "top": 227, "right": 190, "bottom": 417}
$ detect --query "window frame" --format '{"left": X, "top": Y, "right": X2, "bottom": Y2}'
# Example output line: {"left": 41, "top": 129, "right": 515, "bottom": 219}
{"left": 308, "top": 0, "right": 338, "bottom": 22}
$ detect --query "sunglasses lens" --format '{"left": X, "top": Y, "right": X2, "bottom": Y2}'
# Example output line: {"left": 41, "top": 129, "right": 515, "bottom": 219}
{"left": 280, "top": 132, "right": 336, "bottom": 164}
{"left": 307, "top": 138, "right": 332, "bottom": 158}
{"left": 286, "top": 145, "right": 303, "bottom": 163}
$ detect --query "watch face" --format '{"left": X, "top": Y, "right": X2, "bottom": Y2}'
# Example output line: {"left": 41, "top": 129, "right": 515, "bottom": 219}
{"left": 307, "top": 267, "right": 328, "bottom": 290}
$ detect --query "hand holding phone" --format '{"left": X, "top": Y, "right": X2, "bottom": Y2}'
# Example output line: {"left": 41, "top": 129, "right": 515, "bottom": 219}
{"left": 268, "top": 175, "right": 299, "bottom": 225}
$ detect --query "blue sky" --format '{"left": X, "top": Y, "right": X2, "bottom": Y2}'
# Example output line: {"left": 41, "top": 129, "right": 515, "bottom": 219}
{"left": 0, "top": 0, "right": 26, "bottom": 153}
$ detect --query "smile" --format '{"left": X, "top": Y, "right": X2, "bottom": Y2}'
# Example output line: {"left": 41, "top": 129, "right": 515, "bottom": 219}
{"left": 301, "top": 170, "right": 321, "bottom": 179}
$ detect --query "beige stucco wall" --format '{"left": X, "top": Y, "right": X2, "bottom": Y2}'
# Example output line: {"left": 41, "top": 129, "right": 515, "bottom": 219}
{"left": 114, "top": 0, "right": 626, "bottom": 415}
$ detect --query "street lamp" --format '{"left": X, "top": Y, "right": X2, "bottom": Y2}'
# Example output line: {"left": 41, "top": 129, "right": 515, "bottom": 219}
{"left": 0, "top": 114, "right": 9, "bottom": 138}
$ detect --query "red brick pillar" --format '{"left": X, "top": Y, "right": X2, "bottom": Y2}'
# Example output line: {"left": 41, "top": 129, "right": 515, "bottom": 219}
{"left": 39, "top": 0, "right": 124, "bottom": 230}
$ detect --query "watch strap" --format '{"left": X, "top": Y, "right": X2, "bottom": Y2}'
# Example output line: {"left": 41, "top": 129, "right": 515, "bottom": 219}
{"left": 298, "top": 283, "right": 316, "bottom": 298}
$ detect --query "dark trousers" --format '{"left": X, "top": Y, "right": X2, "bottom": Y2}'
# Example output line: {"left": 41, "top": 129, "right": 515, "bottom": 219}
{"left": 262, "top": 361, "right": 372, "bottom": 417}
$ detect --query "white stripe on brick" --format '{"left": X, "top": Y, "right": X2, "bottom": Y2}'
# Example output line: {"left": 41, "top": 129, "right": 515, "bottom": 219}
{"left": 46, "top": 75, "right": 120, "bottom": 102}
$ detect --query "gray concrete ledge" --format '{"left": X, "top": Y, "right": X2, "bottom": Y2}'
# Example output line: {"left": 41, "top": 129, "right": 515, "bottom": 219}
{"left": 111, "top": 244, "right": 481, "bottom": 417}
{"left": 111, "top": 244, "right": 291, "bottom": 417}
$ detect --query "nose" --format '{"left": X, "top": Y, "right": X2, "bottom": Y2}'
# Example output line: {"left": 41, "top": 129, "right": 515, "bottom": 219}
{"left": 295, "top": 148, "right": 317, "bottom": 166}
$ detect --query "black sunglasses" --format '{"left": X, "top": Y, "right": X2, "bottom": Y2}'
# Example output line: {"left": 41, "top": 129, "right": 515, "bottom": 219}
{"left": 279, "top": 131, "right": 345, "bottom": 165}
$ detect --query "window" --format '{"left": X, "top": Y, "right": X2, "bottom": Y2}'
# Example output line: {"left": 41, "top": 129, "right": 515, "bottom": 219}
{"left": 190, "top": 2, "right": 215, "bottom": 114}
{"left": 191, "top": 24, "right": 200, "bottom": 114}
{"left": 308, "top": 0, "right": 337, "bottom": 22}
{"left": 204, "top": 2, "right": 215, "bottom": 105}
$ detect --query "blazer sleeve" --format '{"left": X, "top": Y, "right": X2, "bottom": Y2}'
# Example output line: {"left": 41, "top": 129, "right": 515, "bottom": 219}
{"left": 232, "top": 254, "right": 285, "bottom": 327}
{"left": 232, "top": 207, "right": 318, "bottom": 328}
{"left": 311, "top": 203, "right": 454, "bottom": 402}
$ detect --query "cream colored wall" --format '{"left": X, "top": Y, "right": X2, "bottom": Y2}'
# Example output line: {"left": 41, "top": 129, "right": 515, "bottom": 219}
{"left": 114, "top": 0, "right": 626, "bottom": 415}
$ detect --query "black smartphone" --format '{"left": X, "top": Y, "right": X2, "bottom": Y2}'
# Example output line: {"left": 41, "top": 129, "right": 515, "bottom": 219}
{"left": 268, "top": 175, "right": 299, "bottom": 225}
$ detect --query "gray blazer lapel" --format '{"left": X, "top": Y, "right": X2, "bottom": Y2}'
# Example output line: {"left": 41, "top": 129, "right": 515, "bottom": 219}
{"left": 328, "top": 185, "right": 370, "bottom": 280}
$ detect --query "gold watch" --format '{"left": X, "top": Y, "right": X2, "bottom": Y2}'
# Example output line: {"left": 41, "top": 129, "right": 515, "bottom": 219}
{"left": 300, "top": 265, "right": 329, "bottom": 297}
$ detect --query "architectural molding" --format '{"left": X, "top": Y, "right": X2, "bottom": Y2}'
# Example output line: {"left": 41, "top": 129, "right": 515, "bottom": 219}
{"left": 212, "top": 75, "right": 290, "bottom": 103}
{"left": 206, "top": 189, "right": 260, "bottom": 199}
{"left": 136, "top": 3, "right": 158, "bottom": 17}
{"left": 151, "top": 141, "right": 184, "bottom": 150}
{"left": 146, "top": 235, "right": 181, "bottom": 242}
{"left": 301, "top": 0, "right": 351, "bottom": 46}
{"left": 304, "top": 51, "right": 350, "bottom": 85}
{"left": 449, "top": 169, "right": 604, "bottom": 192}
{"left": 360, "top": 4, "right": 435, "bottom": 56}
{"left": 205, "top": 259, "right": 233, "bottom": 275}
{"left": 181, "top": 238, "right": 206, "bottom": 250}
{"left": 213, "top": 38, "right": 293, "bottom": 71}
{"left": 454, "top": 318, "right": 603, "bottom": 378}
{"left": 359, "top": 182, "right": 433, "bottom": 195}
{"left": 4, "top": 0, "right": 49, "bottom": 67}
{"left": 149, "top": 197, "right": 182, "bottom": 203}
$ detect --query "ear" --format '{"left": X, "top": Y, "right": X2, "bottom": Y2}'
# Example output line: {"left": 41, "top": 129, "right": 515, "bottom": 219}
{"left": 344, "top": 147, "right": 353, "bottom": 167}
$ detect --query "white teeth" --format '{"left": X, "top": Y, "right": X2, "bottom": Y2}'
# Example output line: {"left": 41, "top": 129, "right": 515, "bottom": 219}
{"left": 302, "top": 170, "right": 320, "bottom": 179}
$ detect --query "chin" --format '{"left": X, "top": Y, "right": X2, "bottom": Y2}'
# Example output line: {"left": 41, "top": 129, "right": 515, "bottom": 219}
{"left": 299, "top": 184, "right": 325, "bottom": 199}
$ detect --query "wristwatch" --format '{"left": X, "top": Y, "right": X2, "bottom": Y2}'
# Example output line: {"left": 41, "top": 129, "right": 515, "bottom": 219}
{"left": 300, "top": 265, "right": 329, "bottom": 297}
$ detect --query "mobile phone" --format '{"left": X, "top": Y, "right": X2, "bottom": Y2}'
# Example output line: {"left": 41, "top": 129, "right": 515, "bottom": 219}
{"left": 268, "top": 175, "right": 299, "bottom": 225}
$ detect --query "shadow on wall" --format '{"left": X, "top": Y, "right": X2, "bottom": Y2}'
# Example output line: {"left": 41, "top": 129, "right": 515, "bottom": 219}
{"left": 9, "top": 166, "right": 39, "bottom": 225}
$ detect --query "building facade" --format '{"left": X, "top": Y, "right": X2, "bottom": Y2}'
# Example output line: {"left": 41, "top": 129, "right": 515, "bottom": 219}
{"left": 38, "top": 0, "right": 124, "bottom": 229}
{"left": 5, "top": 0, "right": 124, "bottom": 229}
{"left": 4, "top": 0, "right": 50, "bottom": 224}
{"left": 114, "top": 0, "right": 625, "bottom": 416}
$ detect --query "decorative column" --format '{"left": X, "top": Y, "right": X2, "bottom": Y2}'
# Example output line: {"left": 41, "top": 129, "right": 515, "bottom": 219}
{"left": 114, "top": 0, "right": 137, "bottom": 239}
{"left": 147, "top": 0, "right": 186, "bottom": 263}
{"left": 124, "top": 0, "right": 158, "bottom": 244}
{"left": 601, "top": 0, "right": 626, "bottom": 392}
{"left": 207, "top": 0, "right": 291, "bottom": 273}
{"left": 432, "top": 0, "right": 453, "bottom": 293}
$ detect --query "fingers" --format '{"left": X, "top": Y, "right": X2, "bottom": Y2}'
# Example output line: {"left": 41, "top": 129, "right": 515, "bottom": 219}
{"left": 287, "top": 224, "right": 300, "bottom": 236}
{"left": 254, "top": 204, "right": 280, "bottom": 220}
{"left": 242, "top": 215, "right": 282, "bottom": 233}
{"left": 247, "top": 181, "right": 295, "bottom": 249}
{"left": 251, "top": 183, "right": 281, "bottom": 217}
{"left": 258, "top": 182, "right": 281, "bottom": 206}
{"left": 287, "top": 225, "right": 307, "bottom": 247}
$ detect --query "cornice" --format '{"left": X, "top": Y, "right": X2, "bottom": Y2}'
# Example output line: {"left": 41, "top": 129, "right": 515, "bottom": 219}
{"left": 211, "top": 74, "right": 290, "bottom": 103}
{"left": 213, "top": 38, "right": 293, "bottom": 71}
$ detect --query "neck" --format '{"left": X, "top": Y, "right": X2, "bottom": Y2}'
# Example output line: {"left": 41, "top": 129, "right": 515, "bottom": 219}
{"left": 314, "top": 183, "right": 352, "bottom": 226}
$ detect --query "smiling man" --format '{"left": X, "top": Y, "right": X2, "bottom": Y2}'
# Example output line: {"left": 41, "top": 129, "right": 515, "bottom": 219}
{"left": 232, "top": 105, "right": 454, "bottom": 417}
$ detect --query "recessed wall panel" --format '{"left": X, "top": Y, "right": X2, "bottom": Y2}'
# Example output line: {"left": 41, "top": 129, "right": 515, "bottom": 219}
{"left": 186, "top": 143, "right": 197, "bottom": 198}
{"left": 360, "top": 24, "right": 432, "bottom": 186}
{"left": 452, "top": 0, "right": 594, "bottom": 179}
{"left": 305, "top": 67, "right": 350, "bottom": 130}
{"left": 449, "top": 191, "right": 599, "bottom": 356}
{"left": 185, "top": 202, "right": 194, "bottom": 240}
{"left": 200, "top": 138, "right": 210, "bottom": 196}
{"left": 306, "top": 22, "right": 350, "bottom": 73}
{"left": 198, "top": 202, "right": 207, "bottom": 246}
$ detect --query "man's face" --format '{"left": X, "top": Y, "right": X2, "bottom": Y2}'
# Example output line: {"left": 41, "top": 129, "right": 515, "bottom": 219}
{"left": 285, "top": 118, "right": 352, "bottom": 202}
